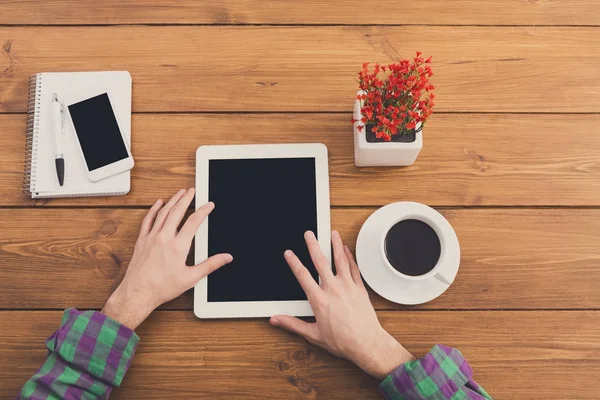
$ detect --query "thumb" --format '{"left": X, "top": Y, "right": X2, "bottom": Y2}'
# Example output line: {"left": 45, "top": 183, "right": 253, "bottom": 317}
{"left": 189, "top": 253, "right": 233, "bottom": 285}
{"left": 270, "top": 315, "right": 319, "bottom": 343}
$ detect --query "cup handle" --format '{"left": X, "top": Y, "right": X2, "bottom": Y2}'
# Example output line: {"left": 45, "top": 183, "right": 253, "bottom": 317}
{"left": 435, "top": 272, "right": 452, "bottom": 286}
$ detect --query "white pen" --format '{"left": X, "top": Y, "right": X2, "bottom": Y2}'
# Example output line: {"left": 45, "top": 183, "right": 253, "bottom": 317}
{"left": 51, "top": 93, "right": 65, "bottom": 186}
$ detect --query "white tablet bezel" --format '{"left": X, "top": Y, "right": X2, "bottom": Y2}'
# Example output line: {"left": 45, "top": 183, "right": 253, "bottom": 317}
{"left": 194, "top": 143, "right": 331, "bottom": 319}
{"left": 63, "top": 89, "right": 134, "bottom": 182}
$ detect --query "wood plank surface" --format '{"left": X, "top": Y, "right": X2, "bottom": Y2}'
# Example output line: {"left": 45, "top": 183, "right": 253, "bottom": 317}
{"left": 1, "top": 0, "right": 599, "bottom": 26}
{"left": 1, "top": 207, "right": 599, "bottom": 310}
{"left": 1, "top": 1, "right": 598, "bottom": 399}
{"left": 1, "top": 310, "right": 599, "bottom": 398}
{"left": 2, "top": 27, "right": 600, "bottom": 113}
{"left": 4, "top": 113, "right": 600, "bottom": 207}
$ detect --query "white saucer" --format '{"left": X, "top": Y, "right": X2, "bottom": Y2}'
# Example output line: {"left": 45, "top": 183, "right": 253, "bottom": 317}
{"left": 356, "top": 202, "right": 460, "bottom": 305}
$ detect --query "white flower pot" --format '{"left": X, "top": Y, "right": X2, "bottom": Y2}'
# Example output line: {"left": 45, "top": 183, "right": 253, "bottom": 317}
{"left": 353, "top": 90, "right": 423, "bottom": 167}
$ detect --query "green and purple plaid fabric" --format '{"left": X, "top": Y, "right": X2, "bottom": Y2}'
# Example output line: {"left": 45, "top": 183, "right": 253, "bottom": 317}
{"left": 18, "top": 310, "right": 489, "bottom": 399}
{"left": 18, "top": 309, "right": 139, "bottom": 400}
{"left": 380, "top": 344, "right": 491, "bottom": 400}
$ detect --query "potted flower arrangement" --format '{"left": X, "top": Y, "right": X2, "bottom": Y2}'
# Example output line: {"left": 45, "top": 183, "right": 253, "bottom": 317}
{"left": 352, "top": 52, "right": 435, "bottom": 167}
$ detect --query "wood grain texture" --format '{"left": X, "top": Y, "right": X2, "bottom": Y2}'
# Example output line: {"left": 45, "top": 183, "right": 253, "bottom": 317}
{"left": 1, "top": 3, "right": 598, "bottom": 399}
{"left": 4, "top": 113, "right": 600, "bottom": 207}
{"left": 1, "top": 207, "right": 599, "bottom": 310}
{"left": 1, "top": 0, "right": 599, "bottom": 26}
{"left": 2, "top": 27, "right": 600, "bottom": 113}
{"left": 2, "top": 310, "right": 599, "bottom": 399}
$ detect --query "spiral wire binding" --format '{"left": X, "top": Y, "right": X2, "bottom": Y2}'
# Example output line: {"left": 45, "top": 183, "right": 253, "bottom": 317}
{"left": 23, "top": 74, "right": 42, "bottom": 196}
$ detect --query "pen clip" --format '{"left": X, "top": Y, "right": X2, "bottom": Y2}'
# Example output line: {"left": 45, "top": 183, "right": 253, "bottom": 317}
{"left": 52, "top": 93, "right": 65, "bottom": 128}
{"left": 59, "top": 102, "right": 65, "bottom": 129}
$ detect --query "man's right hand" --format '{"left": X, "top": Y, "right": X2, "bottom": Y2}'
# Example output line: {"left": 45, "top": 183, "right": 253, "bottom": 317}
{"left": 270, "top": 230, "right": 415, "bottom": 380}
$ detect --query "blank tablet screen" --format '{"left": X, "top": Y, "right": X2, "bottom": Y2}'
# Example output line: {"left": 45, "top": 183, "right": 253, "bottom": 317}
{"left": 207, "top": 158, "right": 318, "bottom": 302}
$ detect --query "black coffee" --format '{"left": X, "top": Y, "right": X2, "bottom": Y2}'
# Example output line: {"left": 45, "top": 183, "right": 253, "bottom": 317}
{"left": 384, "top": 219, "right": 441, "bottom": 277}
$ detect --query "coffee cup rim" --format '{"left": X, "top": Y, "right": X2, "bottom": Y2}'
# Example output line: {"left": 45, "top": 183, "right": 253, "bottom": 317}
{"left": 378, "top": 203, "right": 455, "bottom": 284}
{"left": 380, "top": 217, "right": 442, "bottom": 280}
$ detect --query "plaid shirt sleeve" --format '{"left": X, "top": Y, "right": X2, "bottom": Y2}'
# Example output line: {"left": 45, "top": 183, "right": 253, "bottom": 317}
{"left": 18, "top": 308, "right": 139, "bottom": 400}
{"left": 380, "top": 344, "right": 492, "bottom": 400}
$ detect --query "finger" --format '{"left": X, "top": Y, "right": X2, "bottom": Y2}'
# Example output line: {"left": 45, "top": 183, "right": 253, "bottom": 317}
{"left": 284, "top": 250, "right": 322, "bottom": 300}
{"left": 151, "top": 189, "right": 187, "bottom": 233}
{"left": 163, "top": 188, "right": 196, "bottom": 234}
{"left": 331, "top": 230, "right": 351, "bottom": 280}
{"left": 177, "top": 201, "right": 215, "bottom": 243}
{"left": 139, "top": 199, "right": 163, "bottom": 237}
{"left": 270, "top": 315, "right": 319, "bottom": 343}
{"left": 188, "top": 253, "right": 233, "bottom": 287}
{"left": 344, "top": 245, "right": 365, "bottom": 289}
{"left": 304, "top": 231, "right": 334, "bottom": 282}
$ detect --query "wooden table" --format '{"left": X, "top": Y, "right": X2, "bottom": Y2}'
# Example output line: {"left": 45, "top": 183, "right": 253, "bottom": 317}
{"left": 1, "top": 1, "right": 600, "bottom": 398}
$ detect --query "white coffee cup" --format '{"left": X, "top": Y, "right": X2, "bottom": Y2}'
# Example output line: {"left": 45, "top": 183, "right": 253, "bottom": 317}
{"left": 379, "top": 203, "right": 458, "bottom": 286}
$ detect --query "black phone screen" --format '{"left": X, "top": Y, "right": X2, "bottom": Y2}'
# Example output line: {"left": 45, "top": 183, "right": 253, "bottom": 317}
{"left": 68, "top": 93, "right": 129, "bottom": 171}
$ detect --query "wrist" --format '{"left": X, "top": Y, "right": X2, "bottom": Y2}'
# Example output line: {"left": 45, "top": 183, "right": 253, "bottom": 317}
{"left": 355, "top": 329, "right": 415, "bottom": 380}
{"left": 101, "top": 287, "right": 155, "bottom": 330}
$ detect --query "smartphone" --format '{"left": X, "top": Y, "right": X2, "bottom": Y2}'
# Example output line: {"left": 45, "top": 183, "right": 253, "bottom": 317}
{"left": 64, "top": 90, "right": 134, "bottom": 182}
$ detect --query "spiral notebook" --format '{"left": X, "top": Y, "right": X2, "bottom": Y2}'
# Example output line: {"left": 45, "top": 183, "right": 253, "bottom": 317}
{"left": 24, "top": 71, "right": 132, "bottom": 198}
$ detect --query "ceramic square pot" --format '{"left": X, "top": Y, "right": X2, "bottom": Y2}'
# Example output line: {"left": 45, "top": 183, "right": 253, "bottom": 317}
{"left": 353, "top": 90, "right": 423, "bottom": 167}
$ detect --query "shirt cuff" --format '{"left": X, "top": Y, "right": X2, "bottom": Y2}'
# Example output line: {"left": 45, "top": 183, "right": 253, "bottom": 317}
{"left": 379, "top": 344, "right": 485, "bottom": 399}
{"left": 46, "top": 308, "right": 140, "bottom": 387}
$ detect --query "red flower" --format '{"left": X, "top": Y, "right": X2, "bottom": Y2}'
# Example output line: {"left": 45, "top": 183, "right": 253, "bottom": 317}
{"left": 354, "top": 52, "right": 434, "bottom": 140}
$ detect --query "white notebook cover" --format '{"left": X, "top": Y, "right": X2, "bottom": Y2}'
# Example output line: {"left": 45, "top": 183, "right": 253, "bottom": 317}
{"left": 25, "top": 71, "right": 132, "bottom": 198}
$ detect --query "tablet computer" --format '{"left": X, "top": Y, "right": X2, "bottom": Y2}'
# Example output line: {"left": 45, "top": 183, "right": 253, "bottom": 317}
{"left": 194, "top": 143, "right": 331, "bottom": 318}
